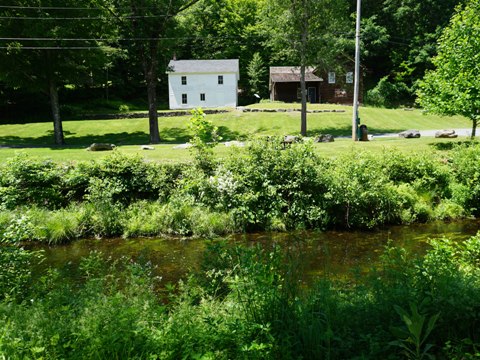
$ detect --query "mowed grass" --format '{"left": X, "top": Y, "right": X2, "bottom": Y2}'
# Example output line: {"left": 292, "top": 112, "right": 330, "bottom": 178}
{"left": 0, "top": 103, "right": 473, "bottom": 163}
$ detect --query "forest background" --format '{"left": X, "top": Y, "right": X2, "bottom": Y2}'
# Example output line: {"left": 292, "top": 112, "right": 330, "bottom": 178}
{"left": 0, "top": 0, "right": 464, "bottom": 128}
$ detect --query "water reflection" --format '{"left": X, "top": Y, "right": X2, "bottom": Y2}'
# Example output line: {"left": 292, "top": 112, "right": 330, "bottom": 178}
{"left": 33, "top": 220, "right": 480, "bottom": 284}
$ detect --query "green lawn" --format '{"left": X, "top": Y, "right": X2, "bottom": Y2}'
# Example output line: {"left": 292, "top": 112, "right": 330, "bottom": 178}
{"left": 0, "top": 103, "right": 473, "bottom": 163}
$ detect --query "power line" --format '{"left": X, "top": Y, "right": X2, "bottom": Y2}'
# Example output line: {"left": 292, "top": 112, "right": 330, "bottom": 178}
{"left": 0, "top": 46, "right": 116, "bottom": 50}
{"left": 0, "top": 35, "right": 267, "bottom": 42}
{"left": 0, "top": 5, "right": 158, "bottom": 11}
{"left": 0, "top": 14, "right": 170, "bottom": 20}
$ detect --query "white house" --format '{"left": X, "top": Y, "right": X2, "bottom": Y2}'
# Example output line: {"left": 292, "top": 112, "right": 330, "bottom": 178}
{"left": 167, "top": 59, "right": 239, "bottom": 109}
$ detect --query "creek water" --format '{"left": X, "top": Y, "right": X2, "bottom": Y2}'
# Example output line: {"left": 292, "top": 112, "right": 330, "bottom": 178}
{"left": 31, "top": 219, "right": 480, "bottom": 285}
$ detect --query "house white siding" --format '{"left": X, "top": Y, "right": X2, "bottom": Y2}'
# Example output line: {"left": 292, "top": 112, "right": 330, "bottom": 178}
{"left": 167, "top": 60, "right": 239, "bottom": 109}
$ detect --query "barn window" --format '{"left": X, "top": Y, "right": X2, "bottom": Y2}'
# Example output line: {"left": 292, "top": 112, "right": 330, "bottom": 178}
{"left": 200, "top": 93, "right": 206, "bottom": 101}
{"left": 346, "top": 72, "right": 353, "bottom": 84}
{"left": 328, "top": 72, "right": 336, "bottom": 84}
{"left": 182, "top": 93, "right": 188, "bottom": 104}
{"left": 218, "top": 75, "right": 224, "bottom": 85}
{"left": 181, "top": 76, "right": 187, "bottom": 85}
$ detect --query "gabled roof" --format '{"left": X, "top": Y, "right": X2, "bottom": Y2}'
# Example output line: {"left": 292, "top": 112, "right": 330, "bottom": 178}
{"left": 270, "top": 66, "right": 323, "bottom": 83}
{"left": 167, "top": 59, "right": 239, "bottom": 74}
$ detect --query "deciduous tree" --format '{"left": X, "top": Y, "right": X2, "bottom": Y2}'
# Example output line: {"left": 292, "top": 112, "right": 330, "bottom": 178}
{"left": 0, "top": 1, "right": 116, "bottom": 145}
{"left": 417, "top": 0, "right": 480, "bottom": 138}
{"left": 109, "top": 0, "right": 200, "bottom": 144}
{"left": 262, "top": 0, "right": 348, "bottom": 136}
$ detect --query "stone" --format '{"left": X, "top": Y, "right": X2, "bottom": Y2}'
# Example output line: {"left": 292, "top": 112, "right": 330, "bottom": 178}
{"left": 314, "top": 134, "right": 335, "bottom": 143}
{"left": 398, "top": 130, "right": 421, "bottom": 138}
{"left": 283, "top": 135, "right": 299, "bottom": 144}
{"left": 141, "top": 145, "right": 155, "bottom": 150}
{"left": 87, "top": 143, "right": 116, "bottom": 151}
{"left": 435, "top": 129, "right": 458, "bottom": 138}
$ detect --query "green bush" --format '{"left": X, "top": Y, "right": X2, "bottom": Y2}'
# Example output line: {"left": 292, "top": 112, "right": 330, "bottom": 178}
{"left": 322, "top": 152, "right": 404, "bottom": 228}
{"left": 0, "top": 246, "right": 43, "bottom": 301}
{"left": 365, "top": 76, "right": 413, "bottom": 108}
{"left": 450, "top": 144, "right": 480, "bottom": 215}
{"left": 0, "top": 154, "right": 68, "bottom": 209}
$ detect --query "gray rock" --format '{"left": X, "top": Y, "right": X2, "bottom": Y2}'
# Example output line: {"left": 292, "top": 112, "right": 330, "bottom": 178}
{"left": 87, "top": 143, "right": 116, "bottom": 151}
{"left": 283, "top": 135, "right": 299, "bottom": 144}
{"left": 435, "top": 129, "right": 458, "bottom": 138}
{"left": 399, "top": 130, "right": 421, "bottom": 138}
{"left": 141, "top": 145, "right": 155, "bottom": 150}
{"left": 314, "top": 134, "right": 335, "bottom": 143}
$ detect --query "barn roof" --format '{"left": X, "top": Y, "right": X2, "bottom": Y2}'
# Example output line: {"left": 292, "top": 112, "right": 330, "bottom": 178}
{"left": 270, "top": 66, "right": 323, "bottom": 83}
{"left": 167, "top": 59, "right": 239, "bottom": 74}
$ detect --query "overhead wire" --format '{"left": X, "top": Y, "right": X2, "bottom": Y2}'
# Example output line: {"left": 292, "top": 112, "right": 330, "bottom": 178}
{"left": 0, "top": 5, "right": 159, "bottom": 11}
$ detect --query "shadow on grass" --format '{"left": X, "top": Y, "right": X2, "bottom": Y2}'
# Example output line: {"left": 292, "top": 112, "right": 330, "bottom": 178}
{"left": 0, "top": 124, "right": 408, "bottom": 149}
{"left": 306, "top": 125, "right": 408, "bottom": 137}
{"left": 217, "top": 126, "right": 244, "bottom": 141}
{"left": 0, "top": 130, "right": 152, "bottom": 149}
{"left": 0, "top": 127, "right": 215, "bottom": 148}
{"left": 429, "top": 140, "right": 478, "bottom": 151}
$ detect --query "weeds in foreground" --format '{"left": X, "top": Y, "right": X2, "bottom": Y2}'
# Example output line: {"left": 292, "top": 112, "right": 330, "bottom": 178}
{"left": 2, "top": 235, "right": 480, "bottom": 358}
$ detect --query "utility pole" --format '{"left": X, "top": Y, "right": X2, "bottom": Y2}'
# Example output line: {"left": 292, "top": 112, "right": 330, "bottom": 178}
{"left": 352, "top": 0, "right": 361, "bottom": 141}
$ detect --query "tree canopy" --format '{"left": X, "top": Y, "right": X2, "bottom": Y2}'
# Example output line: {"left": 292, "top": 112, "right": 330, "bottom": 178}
{"left": 262, "top": 0, "right": 348, "bottom": 136}
{"left": 0, "top": 0, "right": 117, "bottom": 144}
{"left": 417, "top": 0, "right": 480, "bottom": 138}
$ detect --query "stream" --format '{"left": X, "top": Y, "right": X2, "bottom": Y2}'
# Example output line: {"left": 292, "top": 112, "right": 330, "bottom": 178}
{"left": 30, "top": 219, "right": 480, "bottom": 284}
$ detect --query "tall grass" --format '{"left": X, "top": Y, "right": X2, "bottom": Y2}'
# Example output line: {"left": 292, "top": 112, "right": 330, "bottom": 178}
{"left": 2, "top": 236, "right": 480, "bottom": 358}
{"left": 2, "top": 143, "right": 480, "bottom": 243}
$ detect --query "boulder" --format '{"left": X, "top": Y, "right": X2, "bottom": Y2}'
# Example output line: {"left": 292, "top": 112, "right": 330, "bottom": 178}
{"left": 283, "top": 135, "right": 299, "bottom": 144}
{"left": 435, "top": 130, "right": 458, "bottom": 138}
{"left": 141, "top": 145, "right": 155, "bottom": 150}
{"left": 398, "top": 130, "right": 421, "bottom": 138}
{"left": 87, "top": 143, "right": 116, "bottom": 151}
{"left": 314, "top": 134, "right": 335, "bottom": 143}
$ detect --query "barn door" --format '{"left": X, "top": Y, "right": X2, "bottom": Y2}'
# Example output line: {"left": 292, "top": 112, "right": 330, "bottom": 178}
{"left": 308, "top": 87, "right": 317, "bottom": 103}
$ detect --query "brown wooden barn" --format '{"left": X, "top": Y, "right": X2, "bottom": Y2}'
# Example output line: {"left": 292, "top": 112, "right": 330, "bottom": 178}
{"left": 269, "top": 66, "right": 362, "bottom": 105}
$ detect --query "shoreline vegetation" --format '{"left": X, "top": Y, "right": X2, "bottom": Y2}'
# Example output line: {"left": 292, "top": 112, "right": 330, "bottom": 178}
{"left": 2, "top": 115, "right": 480, "bottom": 358}
{"left": 1, "top": 233, "right": 480, "bottom": 358}
{"left": 1, "top": 137, "right": 479, "bottom": 245}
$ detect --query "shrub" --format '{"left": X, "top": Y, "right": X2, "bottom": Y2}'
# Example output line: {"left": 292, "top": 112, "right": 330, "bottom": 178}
{"left": 450, "top": 144, "right": 480, "bottom": 215}
{"left": 0, "top": 246, "right": 43, "bottom": 301}
{"left": 322, "top": 152, "right": 403, "bottom": 228}
{"left": 365, "top": 76, "right": 413, "bottom": 108}
{"left": 118, "top": 104, "right": 130, "bottom": 112}
{"left": 0, "top": 154, "right": 67, "bottom": 209}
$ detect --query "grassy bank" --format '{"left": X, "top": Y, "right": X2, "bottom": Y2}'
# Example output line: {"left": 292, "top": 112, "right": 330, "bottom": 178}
{"left": 1, "top": 139, "right": 479, "bottom": 244}
{"left": 0, "top": 104, "right": 472, "bottom": 163}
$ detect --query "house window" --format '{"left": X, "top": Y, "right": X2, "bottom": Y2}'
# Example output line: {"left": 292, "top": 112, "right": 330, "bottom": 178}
{"left": 346, "top": 72, "right": 353, "bottom": 84}
{"left": 328, "top": 72, "right": 336, "bottom": 84}
{"left": 181, "top": 76, "right": 187, "bottom": 85}
{"left": 200, "top": 93, "right": 206, "bottom": 101}
{"left": 218, "top": 75, "right": 224, "bottom": 85}
{"left": 182, "top": 93, "right": 187, "bottom": 104}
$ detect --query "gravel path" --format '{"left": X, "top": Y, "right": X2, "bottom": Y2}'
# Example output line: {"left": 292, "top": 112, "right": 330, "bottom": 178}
{"left": 371, "top": 128, "right": 472, "bottom": 138}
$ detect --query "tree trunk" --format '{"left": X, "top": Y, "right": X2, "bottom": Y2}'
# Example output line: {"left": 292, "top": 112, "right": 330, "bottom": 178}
{"left": 471, "top": 117, "right": 477, "bottom": 139}
{"left": 299, "top": 1, "right": 308, "bottom": 137}
{"left": 49, "top": 79, "right": 65, "bottom": 145}
{"left": 143, "top": 41, "right": 161, "bottom": 144}
{"left": 146, "top": 75, "right": 160, "bottom": 144}
{"left": 300, "top": 64, "right": 307, "bottom": 136}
